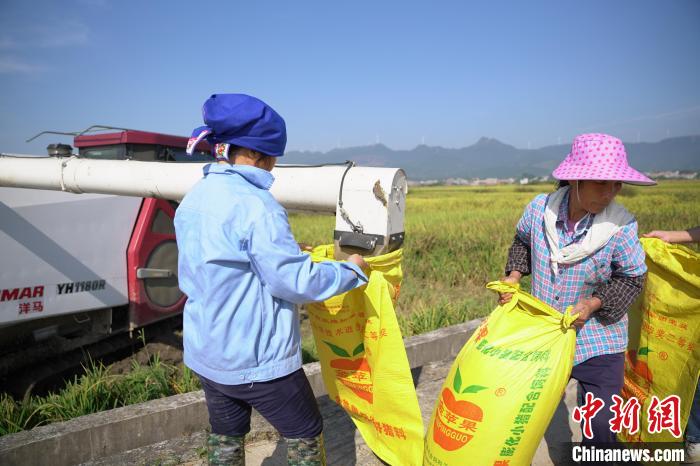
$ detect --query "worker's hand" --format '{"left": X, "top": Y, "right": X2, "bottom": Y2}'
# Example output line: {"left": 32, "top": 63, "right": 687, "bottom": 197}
{"left": 347, "top": 254, "right": 369, "bottom": 271}
{"left": 298, "top": 242, "right": 314, "bottom": 252}
{"left": 570, "top": 297, "right": 602, "bottom": 329}
{"left": 498, "top": 273, "right": 521, "bottom": 305}
{"left": 642, "top": 230, "right": 690, "bottom": 244}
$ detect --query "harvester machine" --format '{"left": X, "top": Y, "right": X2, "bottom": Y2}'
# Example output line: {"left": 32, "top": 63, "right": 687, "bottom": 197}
{"left": 0, "top": 127, "right": 406, "bottom": 392}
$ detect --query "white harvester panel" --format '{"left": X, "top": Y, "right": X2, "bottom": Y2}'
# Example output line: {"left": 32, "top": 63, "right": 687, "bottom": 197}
{"left": 0, "top": 188, "right": 142, "bottom": 326}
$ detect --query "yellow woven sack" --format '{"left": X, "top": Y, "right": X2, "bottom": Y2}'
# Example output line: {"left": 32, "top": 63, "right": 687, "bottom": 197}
{"left": 620, "top": 237, "right": 700, "bottom": 444}
{"left": 424, "top": 281, "right": 577, "bottom": 466}
{"left": 307, "top": 245, "right": 424, "bottom": 466}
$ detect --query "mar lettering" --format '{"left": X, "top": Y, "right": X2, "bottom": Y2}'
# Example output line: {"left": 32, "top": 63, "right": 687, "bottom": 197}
{"left": 1, "top": 286, "right": 44, "bottom": 302}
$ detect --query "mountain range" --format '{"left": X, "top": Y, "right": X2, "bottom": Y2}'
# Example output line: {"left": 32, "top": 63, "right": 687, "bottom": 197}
{"left": 284, "top": 135, "right": 700, "bottom": 180}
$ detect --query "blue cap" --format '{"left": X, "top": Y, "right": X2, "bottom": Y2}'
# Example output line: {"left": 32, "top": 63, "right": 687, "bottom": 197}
{"left": 186, "top": 94, "right": 286, "bottom": 159}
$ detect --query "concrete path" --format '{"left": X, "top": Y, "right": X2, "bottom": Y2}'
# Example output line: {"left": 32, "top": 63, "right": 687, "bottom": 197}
{"left": 82, "top": 358, "right": 582, "bottom": 466}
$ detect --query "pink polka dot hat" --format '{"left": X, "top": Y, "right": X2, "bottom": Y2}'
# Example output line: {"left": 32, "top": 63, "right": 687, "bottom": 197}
{"left": 552, "top": 133, "right": 656, "bottom": 186}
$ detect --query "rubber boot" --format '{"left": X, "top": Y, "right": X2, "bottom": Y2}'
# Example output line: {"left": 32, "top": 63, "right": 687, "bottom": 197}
{"left": 207, "top": 433, "right": 245, "bottom": 466}
{"left": 286, "top": 433, "right": 326, "bottom": 466}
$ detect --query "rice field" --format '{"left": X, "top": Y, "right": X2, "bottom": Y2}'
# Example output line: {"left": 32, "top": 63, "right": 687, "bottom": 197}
{"left": 3, "top": 180, "right": 698, "bottom": 435}
{"left": 290, "top": 180, "right": 700, "bottom": 343}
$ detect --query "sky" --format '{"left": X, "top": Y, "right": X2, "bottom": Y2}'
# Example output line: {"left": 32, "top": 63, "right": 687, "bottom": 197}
{"left": 1, "top": 0, "right": 699, "bottom": 155}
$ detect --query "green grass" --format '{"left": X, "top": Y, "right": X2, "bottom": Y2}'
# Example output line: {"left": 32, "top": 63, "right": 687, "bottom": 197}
{"left": 0, "top": 357, "right": 201, "bottom": 436}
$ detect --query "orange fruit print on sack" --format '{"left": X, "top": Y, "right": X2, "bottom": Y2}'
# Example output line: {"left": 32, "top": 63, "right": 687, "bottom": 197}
{"left": 325, "top": 341, "right": 374, "bottom": 403}
{"left": 627, "top": 346, "right": 654, "bottom": 384}
{"left": 433, "top": 367, "right": 486, "bottom": 451}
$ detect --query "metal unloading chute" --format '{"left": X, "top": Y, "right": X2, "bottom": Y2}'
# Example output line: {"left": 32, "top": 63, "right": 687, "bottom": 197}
{"left": 0, "top": 155, "right": 407, "bottom": 257}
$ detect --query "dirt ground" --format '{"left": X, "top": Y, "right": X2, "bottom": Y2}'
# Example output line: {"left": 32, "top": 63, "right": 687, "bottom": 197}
{"left": 105, "top": 323, "right": 186, "bottom": 375}
{"left": 106, "top": 312, "right": 314, "bottom": 376}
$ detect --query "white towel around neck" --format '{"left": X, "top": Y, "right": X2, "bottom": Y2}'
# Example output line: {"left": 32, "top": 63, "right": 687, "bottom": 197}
{"left": 544, "top": 187, "right": 633, "bottom": 274}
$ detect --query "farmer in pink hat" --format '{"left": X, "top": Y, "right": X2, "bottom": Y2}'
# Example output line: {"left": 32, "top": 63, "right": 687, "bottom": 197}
{"left": 499, "top": 133, "right": 655, "bottom": 445}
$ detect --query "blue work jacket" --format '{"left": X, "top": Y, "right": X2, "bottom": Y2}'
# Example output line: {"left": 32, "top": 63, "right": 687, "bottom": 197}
{"left": 174, "top": 163, "right": 367, "bottom": 384}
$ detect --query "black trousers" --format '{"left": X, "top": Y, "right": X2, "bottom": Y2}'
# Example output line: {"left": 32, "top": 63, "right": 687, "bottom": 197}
{"left": 198, "top": 368, "right": 323, "bottom": 438}
{"left": 571, "top": 352, "right": 625, "bottom": 445}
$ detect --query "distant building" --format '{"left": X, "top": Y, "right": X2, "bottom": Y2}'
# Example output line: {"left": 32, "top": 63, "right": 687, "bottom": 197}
{"left": 647, "top": 170, "right": 698, "bottom": 180}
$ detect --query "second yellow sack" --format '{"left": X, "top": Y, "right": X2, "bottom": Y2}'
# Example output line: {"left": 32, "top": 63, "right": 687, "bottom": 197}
{"left": 424, "top": 281, "right": 577, "bottom": 466}
{"left": 620, "top": 237, "right": 700, "bottom": 444}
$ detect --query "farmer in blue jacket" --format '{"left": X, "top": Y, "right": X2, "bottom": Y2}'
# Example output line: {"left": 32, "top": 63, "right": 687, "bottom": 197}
{"left": 175, "top": 94, "right": 368, "bottom": 465}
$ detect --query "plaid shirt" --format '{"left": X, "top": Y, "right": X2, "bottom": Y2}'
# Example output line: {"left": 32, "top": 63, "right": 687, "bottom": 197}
{"left": 505, "top": 189, "right": 646, "bottom": 365}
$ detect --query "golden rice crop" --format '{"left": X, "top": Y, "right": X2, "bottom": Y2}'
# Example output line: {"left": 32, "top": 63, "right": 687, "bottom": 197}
{"left": 290, "top": 180, "right": 700, "bottom": 337}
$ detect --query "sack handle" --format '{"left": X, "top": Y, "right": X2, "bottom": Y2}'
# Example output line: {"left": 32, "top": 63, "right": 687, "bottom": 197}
{"left": 485, "top": 281, "right": 519, "bottom": 295}
{"left": 486, "top": 281, "right": 579, "bottom": 329}
{"left": 561, "top": 306, "right": 577, "bottom": 330}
